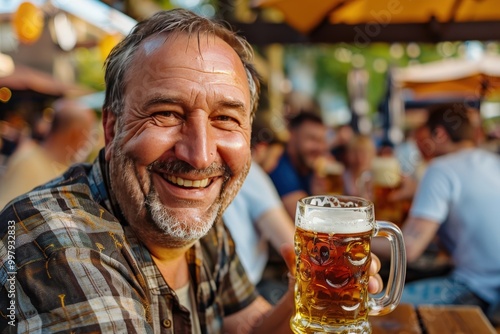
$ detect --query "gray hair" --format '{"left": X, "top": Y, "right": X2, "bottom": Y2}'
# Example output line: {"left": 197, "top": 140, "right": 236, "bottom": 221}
{"left": 103, "top": 8, "right": 260, "bottom": 119}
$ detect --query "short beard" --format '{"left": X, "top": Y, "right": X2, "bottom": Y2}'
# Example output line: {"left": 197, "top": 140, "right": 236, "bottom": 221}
{"left": 143, "top": 183, "right": 214, "bottom": 248}
{"left": 108, "top": 132, "right": 250, "bottom": 249}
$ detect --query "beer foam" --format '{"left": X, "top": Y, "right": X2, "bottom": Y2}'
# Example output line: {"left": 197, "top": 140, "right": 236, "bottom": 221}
{"left": 315, "top": 157, "right": 345, "bottom": 177}
{"left": 298, "top": 210, "right": 372, "bottom": 234}
{"left": 371, "top": 157, "right": 401, "bottom": 187}
{"left": 324, "top": 161, "right": 345, "bottom": 175}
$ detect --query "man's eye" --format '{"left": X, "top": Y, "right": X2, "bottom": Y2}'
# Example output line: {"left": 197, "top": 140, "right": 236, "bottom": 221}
{"left": 212, "top": 115, "right": 241, "bottom": 130}
{"left": 215, "top": 115, "right": 233, "bottom": 122}
{"left": 153, "top": 111, "right": 174, "bottom": 118}
{"left": 151, "top": 111, "right": 182, "bottom": 126}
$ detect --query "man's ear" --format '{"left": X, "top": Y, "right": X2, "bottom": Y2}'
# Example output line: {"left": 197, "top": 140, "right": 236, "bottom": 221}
{"left": 102, "top": 107, "right": 117, "bottom": 161}
{"left": 432, "top": 126, "right": 449, "bottom": 144}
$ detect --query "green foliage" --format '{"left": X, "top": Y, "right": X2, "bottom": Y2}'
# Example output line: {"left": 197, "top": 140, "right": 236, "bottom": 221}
{"left": 283, "top": 42, "right": 449, "bottom": 118}
{"left": 151, "top": 0, "right": 176, "bottom": 10}
{"left": 73, "top": 47, "right": 106, "bottom": 91}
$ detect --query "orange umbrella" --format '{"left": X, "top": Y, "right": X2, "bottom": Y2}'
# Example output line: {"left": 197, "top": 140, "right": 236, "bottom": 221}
{"left": 252, "top": 0, "right": 344, "bottom": 34}
{"left": 328, "top": 0, "right": 500, "bottom": 25}
{"left": 253, "top": 0, "right": 500, "bottom": 34}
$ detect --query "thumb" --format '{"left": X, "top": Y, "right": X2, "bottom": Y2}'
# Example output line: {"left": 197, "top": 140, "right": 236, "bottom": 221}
{"left": 280, "top": 242, "right": 296, "bottom": 275}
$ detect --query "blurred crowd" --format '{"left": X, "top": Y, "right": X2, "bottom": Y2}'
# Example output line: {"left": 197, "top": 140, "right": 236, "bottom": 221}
{"left": 223, "top": 96, "right": 500, "bottom": 325}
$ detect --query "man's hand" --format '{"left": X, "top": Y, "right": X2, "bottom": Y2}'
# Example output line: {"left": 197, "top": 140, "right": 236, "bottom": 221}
{"left": 368, "top": 253, "right": 383, "bottom": 294}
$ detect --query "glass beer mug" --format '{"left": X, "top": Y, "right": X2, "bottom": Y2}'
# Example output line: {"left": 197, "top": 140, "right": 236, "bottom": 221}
{"left": 315, "top": 157, "right": 345, "bottom": 195}
{"left": 291, "top": 195, "right": 406, "bottom": 334}
{"left": 371, "top": 157, "right": 404, "bottom": 225}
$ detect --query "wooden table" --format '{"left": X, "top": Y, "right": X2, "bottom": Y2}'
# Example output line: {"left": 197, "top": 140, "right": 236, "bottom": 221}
{"left": 370, "top": 303, "right": 498, "bottom": 334}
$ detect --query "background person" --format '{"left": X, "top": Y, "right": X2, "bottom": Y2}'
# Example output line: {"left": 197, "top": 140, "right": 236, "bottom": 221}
{"left": 329, "top": 123, "right": 354, "bottom": 167}
{"left": 250, "top": 117, "right": 286, "bottom": 174}
{"left": 375, "top": 103, "right": 500, "bottom": 326}
{"left": 342, "top": 134, "right": 376, "bottom": 198}
{"left": 0, "top": 98, "right": 97, "bottom": 209}
{"left": 268, "top": 111, "right": 330, "bottom": 219}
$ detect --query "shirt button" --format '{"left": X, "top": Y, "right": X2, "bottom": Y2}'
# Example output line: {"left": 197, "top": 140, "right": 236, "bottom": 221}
{"left": 162, "top": 319, "right": 172, "bottom": 328}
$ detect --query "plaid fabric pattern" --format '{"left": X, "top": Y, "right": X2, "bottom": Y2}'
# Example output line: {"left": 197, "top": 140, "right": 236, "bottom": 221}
{"left": 0, "top": 150, "right": 257, "bottom": 333}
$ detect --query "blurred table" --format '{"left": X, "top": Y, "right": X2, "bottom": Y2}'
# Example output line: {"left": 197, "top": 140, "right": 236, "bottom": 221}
{"left": 371, "top": 303, "right": 497, "bottom": 334}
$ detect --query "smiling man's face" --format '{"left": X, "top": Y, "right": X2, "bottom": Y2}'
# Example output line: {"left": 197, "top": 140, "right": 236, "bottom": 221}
{"left": 103, "top": 32, "right": 252, "bottom": 248}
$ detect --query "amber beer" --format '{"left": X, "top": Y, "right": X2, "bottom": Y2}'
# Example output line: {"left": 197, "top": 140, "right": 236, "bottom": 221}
{"left": 292, "top": 226, "right": 372, "bottom": 333}
{"left": 315, "top": 158, "right": 345, "bottom": 195}
{"left": 291, "top": 195, "right": 406, "bottom": 334}
{"left": 324, "top": 163, "right": 345, "bottom": 195}
{"left": 371, "top": 157, "right": 403, "bottom": 225}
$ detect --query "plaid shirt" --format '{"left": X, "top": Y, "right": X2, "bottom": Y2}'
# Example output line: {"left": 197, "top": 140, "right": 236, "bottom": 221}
{"left": 0, "top": 150, "right": 257, "bottom": 333}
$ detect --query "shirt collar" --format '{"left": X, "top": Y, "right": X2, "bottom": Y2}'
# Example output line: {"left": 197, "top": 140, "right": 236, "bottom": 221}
{"left": 88, "top": 148, "right": 128, "bottom": 225}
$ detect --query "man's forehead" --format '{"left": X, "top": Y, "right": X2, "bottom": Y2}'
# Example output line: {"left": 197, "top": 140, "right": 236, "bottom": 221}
{"left": 300, "top": 120, "right": 325, "bottom": 130}
{"left": 122, "top": 32, "right": 252, "bottom": 113}
{"left": 134, "top": 32, "right": 247, "bottom": 77}
{"left": 139, "top": 32, "right": 225, "bottom": 56}
{"left": 142, "top": 34, "right": 170, "bottom": 56}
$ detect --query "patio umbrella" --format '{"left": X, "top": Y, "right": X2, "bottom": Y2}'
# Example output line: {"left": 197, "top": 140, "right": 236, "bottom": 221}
{"left": 326, "top": 0, "right": 500, "bottom": 25}
{"left": 251, "top": 0, "right": 343, "bottom": 34}
{"left": 393, "top": 55, "right": 500, "bottom": 100}
{"left": 247, "top": 0, "right": 500, "bottom": 44}
{"left": 254, "top": 0, "right": 500, "bottom": 32}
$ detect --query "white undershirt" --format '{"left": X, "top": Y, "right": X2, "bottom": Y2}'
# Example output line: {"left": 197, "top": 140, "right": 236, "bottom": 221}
{"left": 175, "top": 282, "right": 201, "bottom": 334}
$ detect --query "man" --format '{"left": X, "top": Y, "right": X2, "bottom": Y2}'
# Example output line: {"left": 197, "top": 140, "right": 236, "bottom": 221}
{"left": 268, "top": 112, "right": 330, "bottom": 219}
{"left": 379, "top": 103, "right": 500, "bottom": 325}
{"left": 0, "top": 9, "right": 381, "bottom": 332}
{"left": 0, "top": 98, "right": 97, "bottom": 209}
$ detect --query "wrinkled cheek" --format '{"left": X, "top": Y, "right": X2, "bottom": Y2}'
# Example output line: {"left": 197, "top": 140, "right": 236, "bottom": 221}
{"left": 217, "top": 137, "right": 251, "bottom": 200}
{"left": 113, "top": 145, "right": 153, "bottom": 200}
{"left": 136, "top": 169, "right": 153, "bottom": 196}
{"left": 116, "top": 124, "right": 172, "bottom": 168}
{"left": 220, "top": 136, "right": 251, "bottom": 173}
{"left": 120, "top": 139, "right": 158, "bottom": 168}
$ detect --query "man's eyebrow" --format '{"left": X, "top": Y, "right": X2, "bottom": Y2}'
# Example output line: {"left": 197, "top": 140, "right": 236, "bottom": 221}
{"left": 142, "top": 96, "right": 247, "bottom": 114}
{"left": 216, "top": 100, "right": 246, "bottom": 113}
{"left": 142, "top": 96, "right": 181, "bottom": 109}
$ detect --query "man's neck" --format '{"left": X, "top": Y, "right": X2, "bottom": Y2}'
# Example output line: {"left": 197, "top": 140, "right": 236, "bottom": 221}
{"left": 448, "top": 140, "right": 475, "bottom": 154}
{"left": 146, "top": 241, "right": 195, "bottom": 290}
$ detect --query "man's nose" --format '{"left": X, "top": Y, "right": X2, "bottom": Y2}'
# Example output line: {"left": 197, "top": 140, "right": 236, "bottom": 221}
{"left": 175, "top": 120, "right": 217, "bottom": 169}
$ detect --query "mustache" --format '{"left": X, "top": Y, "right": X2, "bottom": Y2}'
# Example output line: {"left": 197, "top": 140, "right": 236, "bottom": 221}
{"left": 148, "top": 159, "right": 232, "bottom": 179}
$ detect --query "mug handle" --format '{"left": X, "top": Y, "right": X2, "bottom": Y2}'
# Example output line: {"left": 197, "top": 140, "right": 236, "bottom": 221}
{"left": 368, "top": 220, "right": 407, "bottom": 316}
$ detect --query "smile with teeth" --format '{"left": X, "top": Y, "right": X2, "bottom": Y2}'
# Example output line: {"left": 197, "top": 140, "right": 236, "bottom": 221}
{"left": 165, "top": 175, "right": 210, "bottom": 188}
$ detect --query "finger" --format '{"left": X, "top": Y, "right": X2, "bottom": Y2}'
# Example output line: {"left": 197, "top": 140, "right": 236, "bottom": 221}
{"left": 368, "top": 274, "right": 384, "bottom": 294}
{"left": 368, "top": 254, "right": 384, "bottom": 294}
{"left": 370, "top": 253, "right": 381, "bottom": 276}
